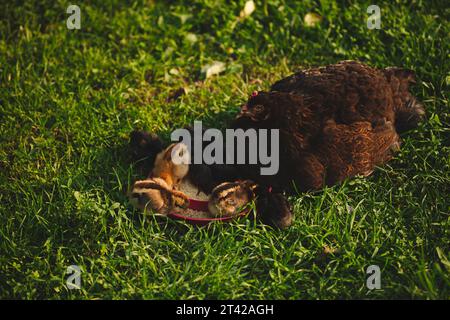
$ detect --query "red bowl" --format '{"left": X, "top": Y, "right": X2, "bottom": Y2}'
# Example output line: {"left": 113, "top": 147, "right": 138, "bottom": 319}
{"left": 188, "top": 198, "right": 209, "bottom": 211}
{"left": 168, "top": 198, "right": 250, "bottom": 226}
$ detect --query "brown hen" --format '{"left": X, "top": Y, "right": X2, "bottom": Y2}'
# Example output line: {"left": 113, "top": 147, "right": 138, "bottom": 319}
{"left": 232, "top": 60, "right": 424, "bottom": 192}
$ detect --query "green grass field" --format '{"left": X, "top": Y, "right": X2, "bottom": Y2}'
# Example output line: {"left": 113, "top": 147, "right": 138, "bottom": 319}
{"left": 0, "top": 0, "right": 449, "bottom": 299}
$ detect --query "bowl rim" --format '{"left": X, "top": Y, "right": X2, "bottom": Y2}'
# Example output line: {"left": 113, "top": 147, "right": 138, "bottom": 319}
{"left": 188, "top": 198, "right": 209, "bottom": 211}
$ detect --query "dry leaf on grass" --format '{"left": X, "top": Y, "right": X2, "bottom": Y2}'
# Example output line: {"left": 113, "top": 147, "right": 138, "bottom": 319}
{"left": 323, "top": 245, "right": 339, "bottom": 255}
{"left": 201, "top": 61, "right": 226, "bottom": 79}
{"left": 240, "top": 1, "right": 255, "bottom": 18}
{"left": 304, "top": 12, "right": 322, "bottom": 27}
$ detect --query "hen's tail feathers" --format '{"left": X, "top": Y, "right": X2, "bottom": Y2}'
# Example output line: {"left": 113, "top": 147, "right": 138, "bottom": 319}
{"left": 395, "top": 97, "right": 425, "bottom": 133}
{"left": 384, "top": 67, "right": 425, "bottom": 133}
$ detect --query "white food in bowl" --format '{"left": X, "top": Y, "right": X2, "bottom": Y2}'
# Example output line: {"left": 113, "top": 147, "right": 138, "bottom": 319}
{"left": 179, "top": 179, "right": 210, "bottom": 201}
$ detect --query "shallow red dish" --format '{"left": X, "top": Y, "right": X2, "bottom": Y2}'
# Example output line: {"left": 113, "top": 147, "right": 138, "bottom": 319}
{"left": 168, "top": 199, "right": 249, "bottom": 226}
{"left": 188, "top": 198, "right": 209, "bottom": 211}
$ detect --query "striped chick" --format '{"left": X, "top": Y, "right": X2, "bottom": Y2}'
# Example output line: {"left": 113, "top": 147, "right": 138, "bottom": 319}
{"left": 129, "top": 177, "right": 190, "bottom": 215}
{"left": 208, "top": 180, "right": 257, "bottom": 218}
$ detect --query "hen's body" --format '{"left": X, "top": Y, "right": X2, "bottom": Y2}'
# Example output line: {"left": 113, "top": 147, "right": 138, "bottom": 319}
{"left": 232, "top": 60, "right": 424, "bottom": 192}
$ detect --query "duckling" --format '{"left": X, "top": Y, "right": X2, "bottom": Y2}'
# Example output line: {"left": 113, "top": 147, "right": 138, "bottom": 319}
{"left": 128, "top": 178, "right": 190, "bottom": 214}
{"left": 152, "top": 142, "right": 190, "bottom": 189}
{"left": 208, "top": 180, "right": 257, "bottom": 218}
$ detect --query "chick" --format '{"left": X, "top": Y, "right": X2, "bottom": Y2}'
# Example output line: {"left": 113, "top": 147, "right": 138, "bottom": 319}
{"left": 208, "top": 180, "right": 257, "bottom": 218}
{"left": 152, "top": 143, "right": 190, "bottom": 189}
{"left": 129, "top": 130, "right": 163, "bottom": 173}
{"left": 128, "top": 178, "right": 190, "bottom": 215}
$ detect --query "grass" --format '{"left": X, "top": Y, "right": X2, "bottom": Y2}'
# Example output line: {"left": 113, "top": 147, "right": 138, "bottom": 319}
{"left": 0, "top": 0, "right": 449, "bottom": 299}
